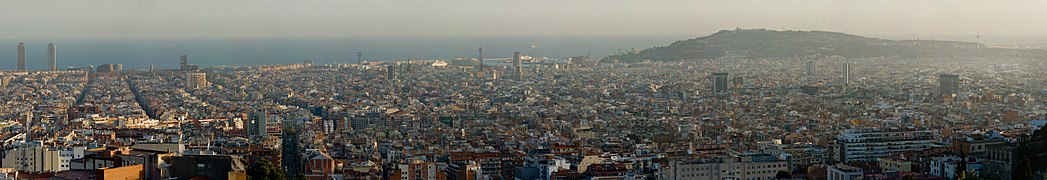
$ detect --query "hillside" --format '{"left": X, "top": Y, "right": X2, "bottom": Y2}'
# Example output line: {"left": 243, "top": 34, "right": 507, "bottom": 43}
{"left": 604, "top": 29, "right": 1047, "bottom": 62}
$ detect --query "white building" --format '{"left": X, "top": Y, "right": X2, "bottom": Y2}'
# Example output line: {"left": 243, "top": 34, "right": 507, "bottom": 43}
{"left": 835, "top": 128, "right": 938, "bottom": 162}
{"left": 659, "top": 153, "right": 787, "bottom": 180}
{"left": 185, "top": 72, "right": 208, "bottom": 89}
{"left": 1, "top": 146, "right": 86, "bottom": 172}
{"left": 929, "top": 156, "right": 960, "bottom": 179}
{"left": 524, "top": 155, "right": 570, "bottom": 179}
{"left": 431, "top": 60, "right": 448, "bottom": 68}
{"left": 929, "top": 156, "right": 981, "bottom": 180}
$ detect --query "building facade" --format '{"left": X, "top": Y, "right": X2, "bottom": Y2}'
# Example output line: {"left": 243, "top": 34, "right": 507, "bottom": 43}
{"left": 806, "top": 60, "right": 816, "bottom": 75}
{"left": 1, "top": 146, "right": 85, "bottom": 173}
{"left": 514, "top": 52, "right": 523, "bottom": 80}
{"left": 186, "top": 72, "right": 207, "bottom": 89}
{"left": 180, "top": 55, "right": 189, "bottom": 70}
{"left": 843, "top": 62, "right": 851, "bottom": 87}
{"left": 939, "top": 74, "right": 960, "bottom": 96}
{"left": 835, "top": 128, "right": 937, "bottom": 162}
{"left": 17, "top": 42, "right": 26, "bottom": 71}
{"left": 47, "top": 42, "right": 56, "bottom": 71}
{"left": 827, "top": 164, "right": 863, "bottom": 180}
{"left": 659, "top": 154, "right": 787, "bottom": 180}
{"left": 984, "top": 145, "right": 1017, "bottom": 180}
{"left": 248, "top": 110, "right": 268, "bottom": 139}
{"left": 712, "top": 72, "right": 729, "bottom": 94}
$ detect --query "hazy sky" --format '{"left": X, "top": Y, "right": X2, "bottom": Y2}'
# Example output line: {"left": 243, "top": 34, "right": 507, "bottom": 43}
{"left": 3, "top": 0, "right": 1047, "bottom": 39}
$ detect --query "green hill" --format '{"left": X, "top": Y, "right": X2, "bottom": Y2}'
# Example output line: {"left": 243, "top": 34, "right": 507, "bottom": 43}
{"left": 604, "top": 29, "right": 1047, "bottom": 62}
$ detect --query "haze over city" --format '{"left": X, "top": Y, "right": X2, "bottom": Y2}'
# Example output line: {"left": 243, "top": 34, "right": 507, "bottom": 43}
{"left": 2, "top": 1, "right": 1047, "bottom": 180}
{"left": 4, "top": 0, "right": 1047, "bottom": 40}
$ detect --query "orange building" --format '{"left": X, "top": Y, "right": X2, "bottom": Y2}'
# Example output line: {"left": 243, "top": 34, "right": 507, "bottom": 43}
{"left": 96, "top": 164, "right": 143, "bottom": 180}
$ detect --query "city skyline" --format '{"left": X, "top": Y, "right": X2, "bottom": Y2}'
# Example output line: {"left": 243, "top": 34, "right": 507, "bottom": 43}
{"left": 12, "top": 41, "right": 62, "bottom": 71}
{"left": 2, "top": 1, "right": 1047, "bottom": 180}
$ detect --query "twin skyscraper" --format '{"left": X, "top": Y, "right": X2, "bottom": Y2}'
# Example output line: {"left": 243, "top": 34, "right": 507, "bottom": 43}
{"left": 15, "top": 42, "right": 58, "bottom": 71}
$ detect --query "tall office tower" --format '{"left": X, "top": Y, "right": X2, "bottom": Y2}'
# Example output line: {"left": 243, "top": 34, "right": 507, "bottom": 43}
{"left": 806, "top": 60, "right": 816, "bottom": 75}
{"left": 186, "top": 72, "right": 208, "bottom": 89}
{"left": 712, "top": 72, "right": 729, "bottom": 94}
{"left": 17, "top": 42, "right": 26, "bottom": 71}
{"left": 180, "top": 55, "right": 188, "bottom": 70}
{"left": 478, "top": 48, "right": 484, "bottom": 71}
{"left": 248, "top": 110, "right": 268, "bottom": 138}
{"left": 47, "top": 43, "right": 56, "bottom": 71}
{"left": 835, "top": 128, "right": 935, "bottom": 162}
{"left": 357, "top": 52, "right": 363, "bottom": 65}
{"left": 939, "top": 74, "right": 960, "bottom": 96}
{"left": 514, "top": 52, "right": 523, "bottom": 80}
{"left": 386, "top": 64, "right": 397, "bottom": 80}
{"left": 843, "top": 62, "right": 851, "bottom": 86}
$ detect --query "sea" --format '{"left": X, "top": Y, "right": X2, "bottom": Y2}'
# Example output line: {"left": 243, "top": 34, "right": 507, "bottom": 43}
{"left": 0, "top": 35, "right": 690, "bottom": 70}
{"left": 3, "top": 34, "right": 1044, "bottom": 70}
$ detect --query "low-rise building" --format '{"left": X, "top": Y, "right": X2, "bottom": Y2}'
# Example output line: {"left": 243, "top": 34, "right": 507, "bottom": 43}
{"left": 835, "top": 128, "right": 937, "bottom": 162}
{"left": 827, "top": 163, "right": 863, "bottom": 180}
{"left": 659, "top": 153, "right": 787, "bottom": 180}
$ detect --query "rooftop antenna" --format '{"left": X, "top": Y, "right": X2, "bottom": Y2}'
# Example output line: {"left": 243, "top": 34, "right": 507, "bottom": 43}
{"left": 975, "top": 30, "right": 983, "bottom": 49}
{"left": 587, "top": 50, "right": 596, "bottom": 66}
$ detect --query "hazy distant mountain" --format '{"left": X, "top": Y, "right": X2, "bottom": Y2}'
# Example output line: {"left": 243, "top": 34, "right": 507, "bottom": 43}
{"left": 604, "top": 29, "right": 1047, "bottom": 62}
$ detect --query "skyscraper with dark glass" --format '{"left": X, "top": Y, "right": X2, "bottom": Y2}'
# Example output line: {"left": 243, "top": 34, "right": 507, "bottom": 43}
{"left": 180, "top": 54, "right": 188, "bottom": 70}
{"left": 514, "top": 52, "right": 523, "bottom": 80}
{"left": 939, "top": 74, "right": 960, "bottom": 96}
{"left": 806, "top": 60, "right": 816, "bottom": 76}
{"left": 712, "top": 72, "right": 729, "bottom": 94}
